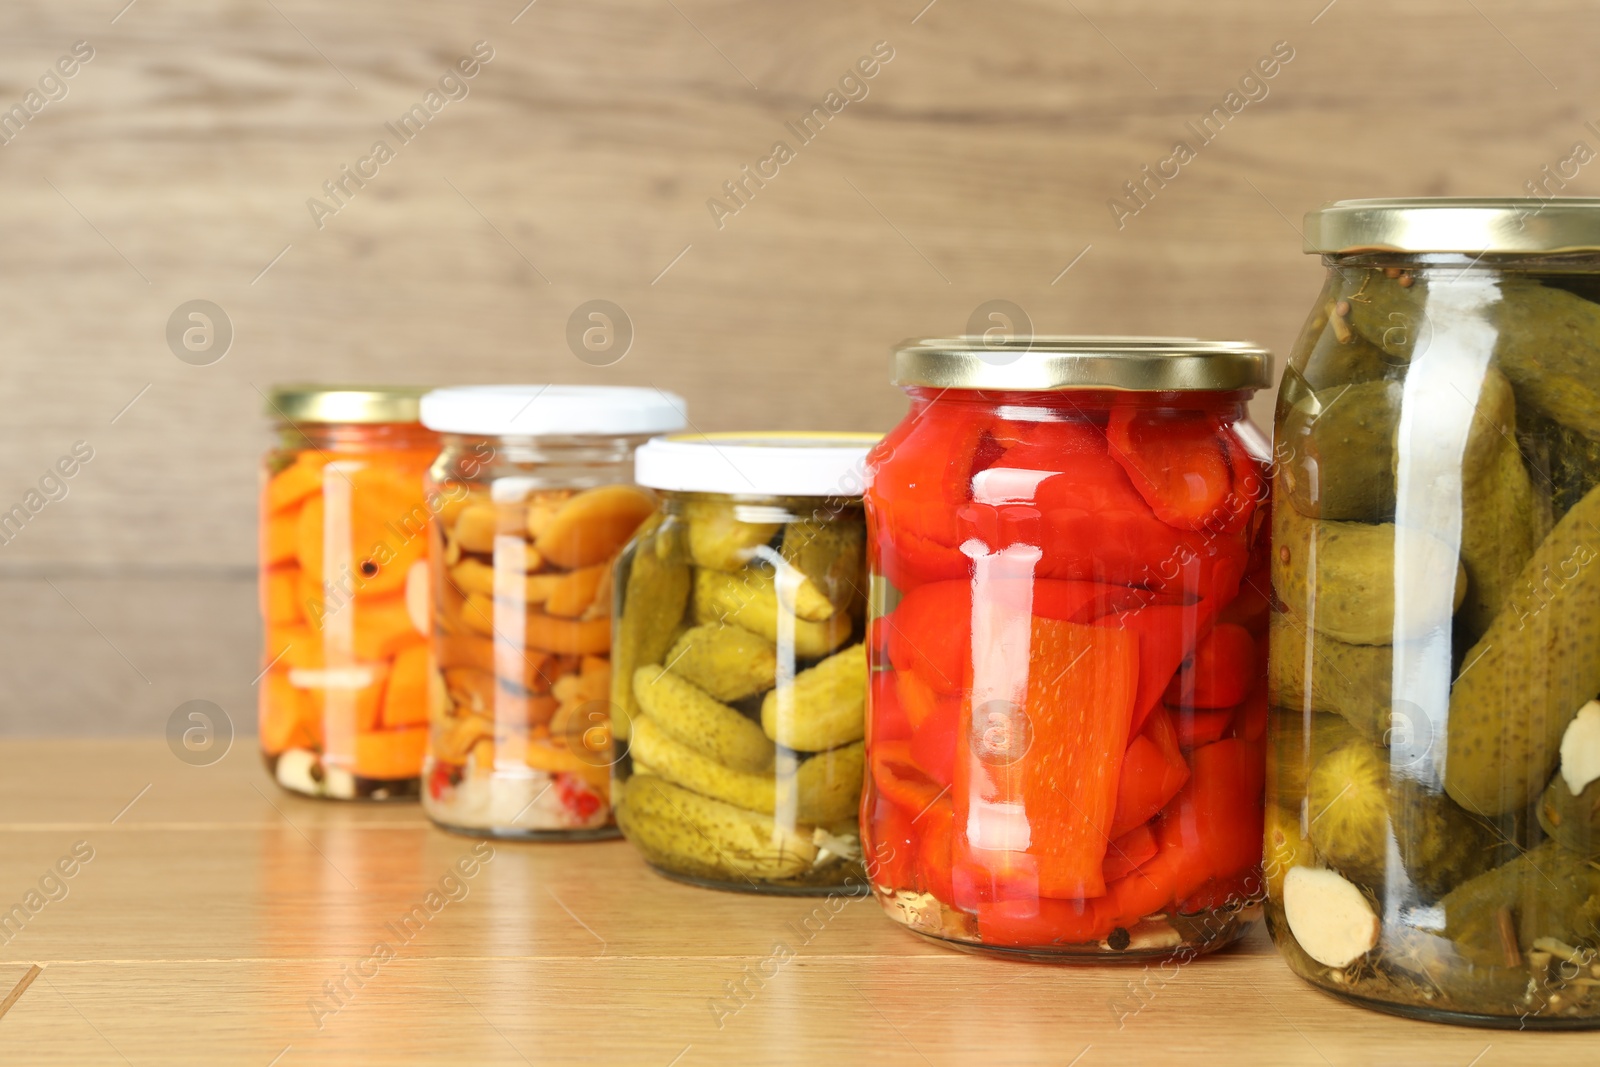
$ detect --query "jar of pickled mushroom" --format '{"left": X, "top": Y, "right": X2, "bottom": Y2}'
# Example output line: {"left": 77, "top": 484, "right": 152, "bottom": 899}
{"left": 1268, "top": 199, "right": 1600, "bottom": 1027}
{"left": 612, "top": 432, "right": 878, "bottom": 893}
{"left": 260, "top": 385, "right": 438, "bottom": 800}
{"left": 417, "top": 385, "right": 685, "bottom": 839}
{"left": 862, "top": 337, "right": 1274, "bottom": 959}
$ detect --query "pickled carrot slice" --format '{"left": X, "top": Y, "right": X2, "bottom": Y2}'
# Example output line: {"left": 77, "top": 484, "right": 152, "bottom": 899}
{"left": 381, "top": 645, "right": 431, "bottom": 729}
{"left": 354, "top": 727, "right": 428, "bottom": 780}
{"left": 265, "top": 453, "right": 329, "bottom": 513}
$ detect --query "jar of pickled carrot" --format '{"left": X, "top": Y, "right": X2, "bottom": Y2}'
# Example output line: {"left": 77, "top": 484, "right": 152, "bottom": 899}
{"left": 863, "top": 337, "right": 1274, "bottom": 959}
{"left": 260, "top": 385, "right": 438, "bottom": 801}
{"left": 418, "top": 385, "right": 686, "bottom": 839}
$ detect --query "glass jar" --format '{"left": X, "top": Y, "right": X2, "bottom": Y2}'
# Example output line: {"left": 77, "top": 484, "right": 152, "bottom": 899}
{"left": 862, "top": 337, "right": 1274, "bottom": 959}
{"left": 611, "top": 432, "right": 879, "bottom": 894}
{"left": 259, "top": 385, "right": 438, "bottom": 800}
{"left": 1268, "top": 199, "right": 1600, "bottom": 1028}
{"left": 417, "top": 385, "right": 685, "bottom": 839}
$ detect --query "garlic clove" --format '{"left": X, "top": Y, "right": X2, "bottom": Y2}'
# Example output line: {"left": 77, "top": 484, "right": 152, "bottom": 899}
{"left": 1284, "top": 866, "right": 1380, "bottom": 968}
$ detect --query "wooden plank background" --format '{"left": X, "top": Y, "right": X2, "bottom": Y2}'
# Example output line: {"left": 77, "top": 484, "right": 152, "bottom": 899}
{"left": 1, "top": 0, "right": 1597, "bottom": 733}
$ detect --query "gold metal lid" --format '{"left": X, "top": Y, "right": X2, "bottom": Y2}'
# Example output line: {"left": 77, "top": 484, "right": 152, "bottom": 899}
{"left": 1305, "top": 197, "right": 1600, "bottom": 254}
{"left": 265, "top": 385, "right": 431, "bottom": 424}
{"left": 892, "top": 337, "right": 1271, "bottom": 392}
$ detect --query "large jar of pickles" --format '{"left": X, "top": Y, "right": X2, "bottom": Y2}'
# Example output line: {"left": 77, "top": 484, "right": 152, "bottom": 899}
{"left": 417, "top": 385, "right": 685, "bottom": 839}
{"left": 863, "top": 337, "right": 1274, "bottom": 958}
{"left": 1268, "top": 199, "right": 1600, "bottom": 1027}
{"left": 259, "top": 385, "right": 437, "bottom": 800}
{"left": 612, "top": 433, "right": 878, "bottom": 893}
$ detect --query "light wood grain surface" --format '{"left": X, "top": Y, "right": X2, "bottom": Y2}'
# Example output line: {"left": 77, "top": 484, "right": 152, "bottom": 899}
{"left": 0, "top": 2, "right": 1595, "bottom": 718}
{"left": 0, "top": 740, "right": 1591, "bottom": 1065}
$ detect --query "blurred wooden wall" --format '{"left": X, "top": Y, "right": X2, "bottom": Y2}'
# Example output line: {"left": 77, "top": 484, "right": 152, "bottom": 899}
{"left": 1, "top": 0, "right": 1595, "bottom": 732}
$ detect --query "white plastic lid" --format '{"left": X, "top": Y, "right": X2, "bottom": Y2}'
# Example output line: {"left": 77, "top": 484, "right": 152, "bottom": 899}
{"left": 419, "top": 385, "right": 687, "bottom": 437}
{"left": 635, "top": 432, "right": 880, "bottom": 497}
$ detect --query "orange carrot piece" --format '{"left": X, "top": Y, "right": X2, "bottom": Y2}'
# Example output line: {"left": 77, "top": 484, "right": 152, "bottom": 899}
{"left": 263, "top": 510, "right": 299, "bottom": 566}
{"left": 260, "top": 672, "right": 319, "bottom": 754}
{"left": 265, "top": 453, "right": 328, "bottom": 513}
{"left": 262, "top": 567, "right": 302, "bottom": 626}
{"left": 382, "top": 645, "right": 432, "bottom": 728}
{"left": 352, "top": 594, "right": 424, "bottom": 661}
{"left": 355, "top": 727, "right": 428, "bottom": 780}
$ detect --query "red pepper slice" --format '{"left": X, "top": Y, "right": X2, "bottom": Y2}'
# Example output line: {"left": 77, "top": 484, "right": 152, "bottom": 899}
{"left": 1109, "top": 706, "right": 1190, "bottom": 838}
{"left": 1105, "top": 403, "right": 1237, "bottom": 532}
{"left": 958, "top": 617, "right": 1140, "bottom": 901}
{"left": 884, "top": 581, "right": 971, "bottom": 692}
{"left": 1229, "top": 681, "right": 1269, "bottom": 743}
{"left": 908, "top": 687, "right": 962, "bottom": 788}
{"left": 1165, "top": 622, "right": 1258, "bottom": 709}
{"left": 1180, "top": 867, "right": 1264, "bottom": 914}
{"left": 866, "top": 399, "right": 992, "bottom": 588}
{"left": 1157, "top": 737, "right": 1266, "bottom": 889}
{"left": 1102, "top": 823, "right": 1158, "bottom": 883}
{"left": 869, "top": 669, "right": 913, "bottom": 744}
{"left": 1171, "top": 706, "right": 1235, "bottom": 749}
{"left": 863, "top": 792, "right": 916, "bottom": 889}
{"left": 973, "top": 895, "right": 1114, "bottom": 948}
{"left": 885, "top": 578, "right": 1184, "bottom": 697}
{"left": 1096, "top": 604, "right": 1211, "bottom": 735}
{"left": 870, "top": 740, "right": 944, "bottom": 816}
{"left": 914, "top": 794, "right": 955, "bottom": 905}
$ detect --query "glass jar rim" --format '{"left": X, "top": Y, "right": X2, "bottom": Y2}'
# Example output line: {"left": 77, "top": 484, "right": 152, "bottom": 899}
{"left": 1304, "top": 197, "right": 1600, "bottom": 254}
{"left": 891, "top": 336, "right": 1271, "bottom": 392}
{"left": 419, "top": 385, "right": 686, "bottom": 436}
{"left": 266, "top": 384, "right": 431, "bottom": 424}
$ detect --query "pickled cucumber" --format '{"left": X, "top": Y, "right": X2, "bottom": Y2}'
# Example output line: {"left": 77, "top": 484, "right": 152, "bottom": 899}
{"left": 663, "top": 622, "right": 778, "bottom": 702}
{"left": 1280, "top": 380, "right": 1400, "bottom": 521}
{"left": 1458, "top": 437, "right": 1538, "bottom": 642}
{"left": 693, "top": 568, "right": 852, "bottom": 658}
{"left": 1298, "top": 310, "right": 1394, "bottom": 389}
{"left": 683, "top": 499, "right": 779, "bottom": 572}
{"left": 1494, "top": 280, "right": 1600, "bottom": 442}
{"left": 629, "top": 713, "right": 775, "bottom": 813}
{"left": 1344, "top": 269, "right": 1429, "bottom": 361}
{"left": 760, "top": 642, "right": 867, "bottom": 752}
{"left": 1268, "top": 708, "right": 1358, "bottom": 801}
{"left": 611, "top": 514, "right": 690, "bottom": 740}
{"left": 1446, "top": 481, "right": 1600, "bottom": 816}
{"left": 1523, "top": 411, "right": 1600, "bottom": 523}
{"left": 1428, "top": 843, "right": 1600, "bottom": 970}
{"left": 1272, "top": 504, "right": 1466, "bottom": 645}
{"left": 1267, "top": 612, "right": 1393, "bottom": 739}
{"left": 1306, "top": 738, "right": 1391, "bottom": 887}
{"left": 793, "top": 741, "right": 865, "bottom": 824}
{"left": 1538, "top": 773, "right": 1600, "bottom": 857}
{"left": 1308, "top": 737, "right": 1498, "bottom": 898}
{"left": 616, "top": 774, "right": 817, "bottom": 880}
{"left": 631, "top": 665, "right": 774, "bottom": 774}
{"left": 1350, "top": 273, "right": 1600, "bottom": 441}
{"left": 782, "top": 519, "right": 865, "bottom": 616}
{"left": 1264, "top": 804, "right": 1314, "bottom": 898}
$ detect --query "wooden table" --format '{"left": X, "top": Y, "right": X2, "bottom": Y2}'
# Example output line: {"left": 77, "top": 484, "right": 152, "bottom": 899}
{"left": 0, "top": 741, "right": 1593, "bottom": 1065}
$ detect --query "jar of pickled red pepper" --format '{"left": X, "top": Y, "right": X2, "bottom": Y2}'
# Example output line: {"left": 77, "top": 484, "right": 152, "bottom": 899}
{"left": 260, "top": 385, "right": 438, "bottom": 800}
{"left": 417, "top": 385, "right": 685, "bottom": 839}
{"left": 612, "top": 432, "right": 879, "bottom": 893}
{"left": 1268, "top": 199, "right": 1600, "bottom": 1027}
{"left": 862, "top": 337, "right": 1274, "bottom": 959}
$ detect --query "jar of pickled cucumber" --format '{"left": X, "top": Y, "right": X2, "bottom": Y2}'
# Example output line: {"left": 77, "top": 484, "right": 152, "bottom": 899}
{"left": 259, "top": 385, "right": 438, "bottom": 800}
{"left": 1268, "top": 199, "right": 1600, "bottom": 1027}
{"left": 611, "top": 432, "right": 878, "bottom": 893}
{"left": 863, "top": 337, "right": 1275, "bottom": 959}
{"left": 417, "top": 385, "right": 686, "bottom": 839}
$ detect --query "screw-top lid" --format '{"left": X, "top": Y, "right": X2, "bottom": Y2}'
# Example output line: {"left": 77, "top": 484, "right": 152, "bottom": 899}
{"left": 419, "top": 385, "right": 687, "bottom": 437}
{"left": 266, "top": 385, "right": 431, "bottom": 424}
{"left": 634, "top": 432, "right": 879, "bottom": 497}
{"left": 1304, "top": 197, "right": 1600, "bottom": 254}
{"left": 892, "top": 337, "right": 1271, "bottom": 392}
